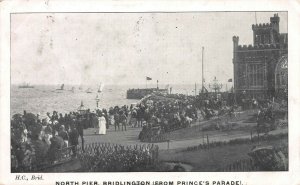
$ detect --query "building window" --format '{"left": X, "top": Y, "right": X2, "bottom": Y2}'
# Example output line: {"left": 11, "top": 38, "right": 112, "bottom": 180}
{"left": 264, "top": 35, "right": 270, "bottom": 44}
{"left": 275, "top": 56, "right": 288, "bottom": 89}
{"left": 237, "top": 64, "right": 246, "bottom": 88}
{"left": 256, "top": 35, "right": 261, "bottom": 44}
{"left": 248, "top": 64, "right": 264, "bottom": 87}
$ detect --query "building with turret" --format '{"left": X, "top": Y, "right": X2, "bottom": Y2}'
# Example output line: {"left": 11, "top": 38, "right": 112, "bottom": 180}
{"left": 232, "top": 14, "right": 288, "bottom": 102}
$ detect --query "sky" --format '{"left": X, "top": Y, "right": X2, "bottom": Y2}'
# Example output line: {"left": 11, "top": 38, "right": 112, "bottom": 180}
{"left": 11, "top": 12, "right": 287, "bottom": 86}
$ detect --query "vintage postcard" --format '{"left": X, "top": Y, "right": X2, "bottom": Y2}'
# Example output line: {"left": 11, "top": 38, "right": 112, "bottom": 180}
{"left": 0, "top": 1, "right": 299, "bottom": 185}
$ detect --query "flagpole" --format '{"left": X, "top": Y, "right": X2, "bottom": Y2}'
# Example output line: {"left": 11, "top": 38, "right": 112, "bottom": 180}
{"left": 202, "top": 47, "right": 204, "bottom": 93}
{"left": 255, "top": 12, "right": 257, "bottom": 24}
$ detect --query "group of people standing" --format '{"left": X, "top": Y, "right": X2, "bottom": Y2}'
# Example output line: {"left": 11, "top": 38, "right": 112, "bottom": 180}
{"left": 136, "top": 97, "right": 197, "bottom": 133}
{"left": 11, "top": 103, "right": 136, "bottom": 171}
{"left": 11, "top": 110, "right": 84, "bottom": 171}
{"left": 12, "top": 93, "right": 247, "bottom": 170}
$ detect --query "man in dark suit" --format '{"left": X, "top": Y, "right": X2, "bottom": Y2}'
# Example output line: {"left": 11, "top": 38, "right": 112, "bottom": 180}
{"left": 48, "top": 131, "right": 64, "bottom": 163}
{"left": 68, "top": 124, "right": 79, "bottom": 157}
{"left": 114, "top": 113, "right": 120, "bottom": 131}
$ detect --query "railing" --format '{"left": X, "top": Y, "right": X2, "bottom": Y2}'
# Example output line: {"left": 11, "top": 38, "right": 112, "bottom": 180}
{"left": 184, "top": 132, "right": 288, "bottom": 152}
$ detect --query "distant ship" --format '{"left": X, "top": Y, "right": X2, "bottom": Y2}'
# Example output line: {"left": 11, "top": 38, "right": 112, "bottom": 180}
{"left": 18, "top": 83, "right": 34, "bottom": 88}
{"left": 86, "top": 88, "right": 93, "bottom": 93}
{"left": 56, "top": 84, "right": 64, "bottom": 90}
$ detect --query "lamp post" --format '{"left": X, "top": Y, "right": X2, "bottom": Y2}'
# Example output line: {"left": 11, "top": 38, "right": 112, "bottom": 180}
{"left": 209, "top": 77, "right": 223, "bottom": 95}
{"left": 95, "top": 95, "right": 100, "bottom": 109}
{"left": 78, "top": 101, "right": 86, "bottom": 115}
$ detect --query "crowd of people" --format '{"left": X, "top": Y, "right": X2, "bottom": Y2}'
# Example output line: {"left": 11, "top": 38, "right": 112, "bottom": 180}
{"left": 11, "top": 93, "right": 204, "bottom": 170}
{"left": 137, "top": 93, "right": 286, "bottom": 141}
{"left": 11, "top": 91, "right": 285, "bottom": 171}
{"left": 11, "top": 110, "right": 84, "bottom": 171}
{"left": 10, "top": 104, "right": 132, "bottom": 171}
{"left": 137, "top": 96, "right": 198, "bottom": 141}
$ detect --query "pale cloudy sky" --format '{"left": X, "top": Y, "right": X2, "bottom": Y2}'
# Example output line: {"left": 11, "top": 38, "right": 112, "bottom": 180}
{"left": 11, "top": 12, "right": 287, "bottom": 86}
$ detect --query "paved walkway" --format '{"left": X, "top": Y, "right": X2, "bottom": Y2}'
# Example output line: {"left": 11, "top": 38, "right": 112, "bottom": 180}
{"left": 83, "top": 125, "right": 287, "bottom": 151}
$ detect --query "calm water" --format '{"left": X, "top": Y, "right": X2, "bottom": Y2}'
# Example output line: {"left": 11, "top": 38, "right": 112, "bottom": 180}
{"left": 11, "top": 84, "right": 197, "bottom": 118}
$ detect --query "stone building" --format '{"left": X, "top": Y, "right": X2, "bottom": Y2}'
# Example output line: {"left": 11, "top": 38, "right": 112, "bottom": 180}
{"left": 232, "top": 14, "right": 288, "bottom": 102}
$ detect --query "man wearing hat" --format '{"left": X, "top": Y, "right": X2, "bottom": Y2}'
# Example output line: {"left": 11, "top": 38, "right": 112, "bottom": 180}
{"left": 58, "top": 125, "right": 69, "bottom": 147}
{"left": 114, "top": 112, "right": 120, "bottom": 131}
{"left": 48, "top": 130, "right": 64, "bottom": 163}
{"left": 119, "top": 111, "right": 127, "bottom": 131}
{"left": 69, "top": 124, "right": 79, "bottom": 157}
{"left": 30, "top": 124, "right": 49, "bottom": 166}
{"left": 75, "top": 115, "right": 84, "bottom": 150}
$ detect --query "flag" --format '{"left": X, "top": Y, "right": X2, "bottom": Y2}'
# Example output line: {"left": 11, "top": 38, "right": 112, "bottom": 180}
{"left": 228, "top": 78, "right": 233, "bottom": 82}
{"left": 201, "top": 86, "right": 208, "bottom": 93}
{"left": 146, "top": 77, "right": 152, "bottom": 80}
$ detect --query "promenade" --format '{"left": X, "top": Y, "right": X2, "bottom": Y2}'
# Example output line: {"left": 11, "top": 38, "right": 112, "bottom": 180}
{"left": 83, "top": 123, "right": 288, "bottom": 151}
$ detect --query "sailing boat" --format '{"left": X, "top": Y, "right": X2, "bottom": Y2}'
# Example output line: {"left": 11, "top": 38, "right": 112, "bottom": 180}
{"left": 98, "top": 83, "right": 104, "bottom": 93}
{"left": 86, "top": 88, "right": 92, "bottom": 93}
{"left": 56, "top": 84, "right": 64, "bottom": 90}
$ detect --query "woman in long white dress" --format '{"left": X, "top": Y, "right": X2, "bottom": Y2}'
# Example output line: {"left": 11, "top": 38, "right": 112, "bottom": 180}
{"left": 98, "top": 113, "right": 107, "bottom": 135}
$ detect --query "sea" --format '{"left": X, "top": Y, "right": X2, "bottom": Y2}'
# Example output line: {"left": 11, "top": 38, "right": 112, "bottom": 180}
{"left": 11, "top": 84, "right": 198, "bottom": 118}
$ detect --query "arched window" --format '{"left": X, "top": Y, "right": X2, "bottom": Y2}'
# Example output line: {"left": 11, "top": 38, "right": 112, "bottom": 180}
{"left": 275, "top": 55, "right": 288, "bottom": 91}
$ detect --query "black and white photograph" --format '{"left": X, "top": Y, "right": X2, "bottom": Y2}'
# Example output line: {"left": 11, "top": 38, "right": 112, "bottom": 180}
{"left": 9, "top": 11, "right": 289, "bottom": 173}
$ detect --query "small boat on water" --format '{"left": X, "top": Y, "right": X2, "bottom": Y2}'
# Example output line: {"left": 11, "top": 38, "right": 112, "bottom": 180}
{"left": 56, "top": 84, "right": 64, "bottom": 90}
{"left": 18, "top": 83, "right": 34, "bottom": 88}
{"left": 86, "top": 88, "right": 93, "bottom": 93}
{"left": 70, "top": 87, "right": 75, "bottom": 93}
